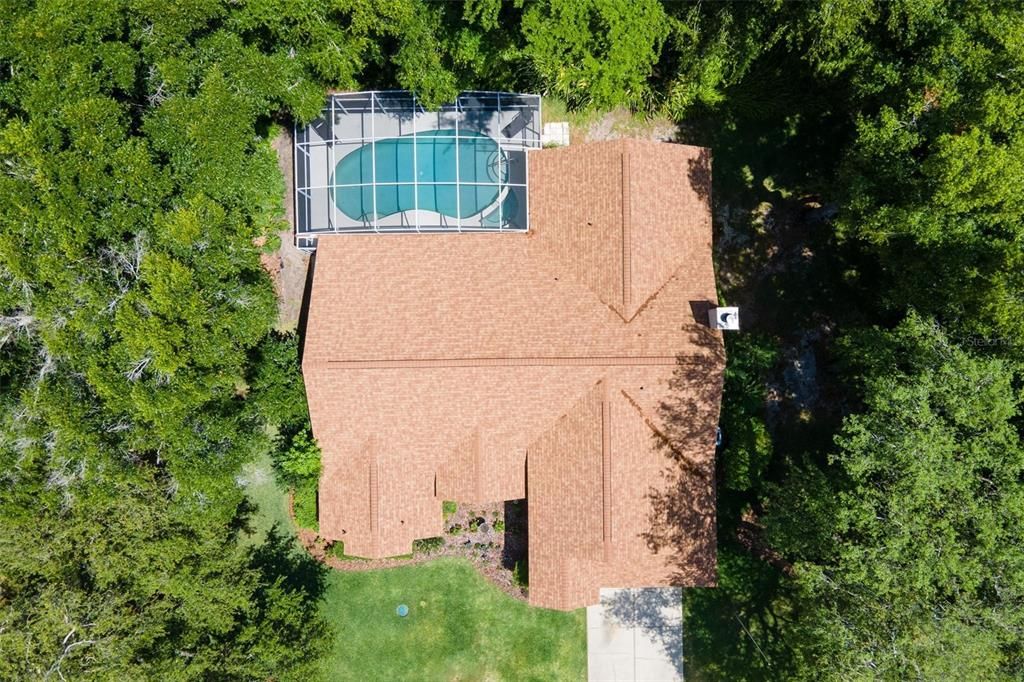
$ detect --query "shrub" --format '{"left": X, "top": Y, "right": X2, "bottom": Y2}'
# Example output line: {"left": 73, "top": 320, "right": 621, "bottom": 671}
{"left": 442, "top": 500, "right": 457, "bottom": 520}
{"left": 412, "top": 536, "right": 445, "bottom": 553}
{"left": 276, "top": 429, "right": 321, "bottom": 487}
{"left": 448, "top": 523, "right": 463, "bottom": 535}
{"left": 247, "top": 331, "right": 309, "bottom": 429}
{"left": 493, "top": 519, "right": 505, "bottom": 533}
{"left": 292, "top": 479, "right": 318, "bottom": 531}
{"left": 719, "top": 334, "right": 778, "bottom": 493}
{"left": 512, "top": 558, "right": 529, "bottom": 587}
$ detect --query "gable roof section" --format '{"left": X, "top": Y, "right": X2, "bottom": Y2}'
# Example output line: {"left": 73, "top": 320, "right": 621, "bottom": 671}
{"left": 302, "top": 140, "right": 722, "bottom": 608}
{"left": 528, "top": 139, "right": 712, "bottom": 320}
{"left": 525, "top": 360, "right": 721, "bottom": 610}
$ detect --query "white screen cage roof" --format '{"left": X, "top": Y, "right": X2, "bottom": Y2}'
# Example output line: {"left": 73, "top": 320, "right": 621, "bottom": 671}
{"left": 293, "top": 91, "right": 543, "bottom": 250}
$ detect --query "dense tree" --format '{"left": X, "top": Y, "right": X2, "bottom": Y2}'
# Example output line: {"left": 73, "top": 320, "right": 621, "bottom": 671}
{"left": 658, "top": 1, "right": 787, "bottom": 117}
{"left": 767, "top": 314, "right": 1024, "bottom": 678}
{"left": 520, "top": 0, "right": 670, "bottom": 109}
{"left": 275, "top": 428, "right": 321, "bottom": 488}
{"left": 2, "top": 0, "right": 1023, "bottom": 678}
{"left": 718, "top": 334, "right": 777, "bottom": 495}
{"left": 0, "top": 1, "right": 333, "bottom": 677}
{"left": 666, "top": 2, "right": 1024, "bottom": 679}
{"left": 0, "top": 438, "right": 329, "bottom": 680}
{"left": 801, "top": 0, "right": 1024, "bottom": 345}
{"left": 245, "top": 331, "right": 308, "bottom": 430}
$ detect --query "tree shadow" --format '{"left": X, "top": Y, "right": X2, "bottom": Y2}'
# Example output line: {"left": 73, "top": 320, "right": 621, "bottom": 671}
{"left": 681, "top": 45, "right": 850, "bottom": 205}
{"left": 687, "top": 147, "right": 713, "bottom": 206}
{"left": 248, "top": 524, "right": 329, "bottom": 605}
{"left": 641, "top": 325, "right": 796, "bottom": 678}
{"left": 229, "top": 495, "right": 259, "bottom": 537}
{"left": 500, "top": 498, "right": 527, "bottom": 571}
{"left": 682, "top": 547, "right": 792, "bottom": 681}
{"left": 642, "top": 323, "right": 725, "bottom": 587}
{"left": 644, "top": 33, "right": 877, "bottom": 682}
{"left": 296, "top": 249, "right": 316, "bottom": 365}
{"left": 600, "top": 587, "right": 684, "bottom": 678}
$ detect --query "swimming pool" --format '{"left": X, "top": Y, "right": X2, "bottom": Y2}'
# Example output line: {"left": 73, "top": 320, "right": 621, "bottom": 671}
{"left": 334, "top": 130, "right": 508, "bottom": 222}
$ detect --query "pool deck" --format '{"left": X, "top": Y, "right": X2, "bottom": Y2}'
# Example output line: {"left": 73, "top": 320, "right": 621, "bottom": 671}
{"left": 295, "top": 92, "right": 540, "bottom": 238}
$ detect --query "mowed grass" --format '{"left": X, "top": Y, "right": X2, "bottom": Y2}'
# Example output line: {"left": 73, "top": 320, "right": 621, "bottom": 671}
{"left": 241, "top": 450, "right": 587, "bottom": 681}
{"left": 322, "top": 560, "right": 585, "bottom": 681}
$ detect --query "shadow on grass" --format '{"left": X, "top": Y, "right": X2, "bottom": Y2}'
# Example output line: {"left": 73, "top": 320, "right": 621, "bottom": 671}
{"left": 248, "top": 524, "right": 330, "bottom": 608}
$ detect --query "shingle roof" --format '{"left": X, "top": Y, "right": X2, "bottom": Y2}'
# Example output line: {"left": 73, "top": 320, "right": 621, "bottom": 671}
{"left": 303, "top": 139, "right": 723, "bottom": 610}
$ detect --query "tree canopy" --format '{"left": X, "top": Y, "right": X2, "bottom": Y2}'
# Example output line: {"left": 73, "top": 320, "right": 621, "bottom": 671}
{"left": 2, "top": 0, "right": 1024, "bottom": 679}
{"left": 0, "top": 1, "right": 331, "bottom": 677}
{"left": 768, "top": 314, "right": 1024, "bottom": 678}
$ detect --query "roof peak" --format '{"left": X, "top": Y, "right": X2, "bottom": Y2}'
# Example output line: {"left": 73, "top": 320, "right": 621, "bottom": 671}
{"left": 528, "top": 141, "right": 711, "bottom": 321}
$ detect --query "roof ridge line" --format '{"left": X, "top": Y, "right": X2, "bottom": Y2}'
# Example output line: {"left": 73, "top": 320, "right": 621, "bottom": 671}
{"left": 525, "top": 232, "right": 631, "bottom": 322}
{"left": 622, "top": 265, "right": 686, "bottom": 323}
{"left": 621, "top": 150, "right": 632, "bottom": 314}
{"left": 367, "top": 440, "right": 381, "bottom": 553}
{"left": 472, "top": 429, "right": 482, "bottom": 501}
{"left": 324, "top": 356, "right": 679, "bottom": 368}
{"left": 619, "top": 389, "right": 708, "bottom": 480}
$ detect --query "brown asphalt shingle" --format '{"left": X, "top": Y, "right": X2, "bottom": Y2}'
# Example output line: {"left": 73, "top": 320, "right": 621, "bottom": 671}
{"left": 303, "top": 139, "right": 723, "bottom": 610}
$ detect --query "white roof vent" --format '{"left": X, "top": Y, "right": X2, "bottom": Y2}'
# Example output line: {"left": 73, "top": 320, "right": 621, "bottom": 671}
{"left": 709, "top": 306, "right": 740, "bottom": 331}
{"left": 542, "top": 121, "right": 570, "bottom": 147}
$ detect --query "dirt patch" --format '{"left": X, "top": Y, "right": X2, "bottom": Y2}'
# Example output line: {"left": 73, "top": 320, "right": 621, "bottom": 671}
{"left": 580, "top": 107, "right": 678, "bottom": 143}
{"left": 267, "top": 128, "right": 310, "bottom": 332}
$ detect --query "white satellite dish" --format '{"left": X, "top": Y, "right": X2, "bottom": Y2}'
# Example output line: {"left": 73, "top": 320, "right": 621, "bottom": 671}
{"left": 709, "top": 307, "right": 740, "bottom": 331}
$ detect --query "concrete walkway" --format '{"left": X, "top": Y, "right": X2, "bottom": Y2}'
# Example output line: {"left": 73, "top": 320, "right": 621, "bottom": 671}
{"left": 587, "top": 587, "right": 684, "bottom": 682}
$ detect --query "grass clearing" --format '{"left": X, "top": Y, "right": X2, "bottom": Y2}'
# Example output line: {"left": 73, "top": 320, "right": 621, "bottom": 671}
{"left": 241, "top": 450, "right": 586, "bottom": 681}
{"left": 239, "top": 449, "right": 294, "bottom": 548}
{"left": 321, "top": 559, "right": 585, "bottom": 681}
{"left": 541, "top": 96, "right": 602, "bottom": 136}
{"left": 541, "top": 97, "right": 678, "bottom": 145}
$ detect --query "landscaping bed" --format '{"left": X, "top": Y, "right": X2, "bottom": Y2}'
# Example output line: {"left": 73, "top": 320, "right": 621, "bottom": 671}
{"left": 290, "top": 494, "right": 531, "bottom": 602}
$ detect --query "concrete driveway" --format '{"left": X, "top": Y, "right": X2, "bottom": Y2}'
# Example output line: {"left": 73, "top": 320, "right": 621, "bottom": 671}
{"left": 587, "top": 587, "right": 684, "bottom": 681}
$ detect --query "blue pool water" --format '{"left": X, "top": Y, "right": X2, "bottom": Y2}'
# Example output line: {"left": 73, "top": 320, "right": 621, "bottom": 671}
{"left": 334, "top": 130, "right": 507, "bottom": 222}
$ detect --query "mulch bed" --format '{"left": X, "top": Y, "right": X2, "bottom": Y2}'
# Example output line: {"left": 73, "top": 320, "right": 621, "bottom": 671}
{"left": 287, "top": 493, "right": 530, "bottom": 602}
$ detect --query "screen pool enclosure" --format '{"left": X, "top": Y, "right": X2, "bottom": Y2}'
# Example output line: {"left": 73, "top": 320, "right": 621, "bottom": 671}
{"left": 294, "top": 91, "right": 542, "bottom": 249}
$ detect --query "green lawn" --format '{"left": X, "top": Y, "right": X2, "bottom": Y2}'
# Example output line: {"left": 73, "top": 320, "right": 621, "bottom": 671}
{"left": 322, "top": 560, "right": 585, "bottom": 681}
{"left": 241, "top": 451, "right": 586, "bottom": 681}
